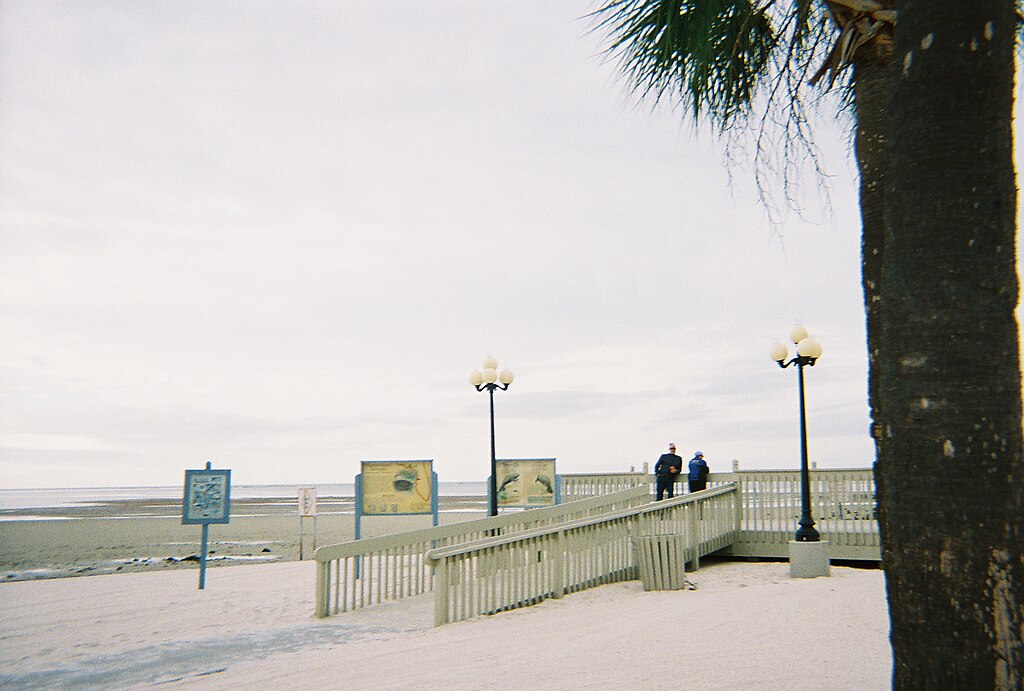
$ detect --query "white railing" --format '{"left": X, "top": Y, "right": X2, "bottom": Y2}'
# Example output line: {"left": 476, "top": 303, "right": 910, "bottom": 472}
{"left": 558, "top": 468, "right": 880, "bottom": 560}
{"left": 314, "top": 485, "right": 650, "bottom": 617}
{"left": 720, "top": 469, "right": 880, "bottom": 559}
{"left": 559, "top": 472, "right": 647, "bottom": 499}
{"left": 428, "top": 484, "right": 739, "bottom": 626}
{"left": 315, "top": 468, "right": 880, "bottom": 620}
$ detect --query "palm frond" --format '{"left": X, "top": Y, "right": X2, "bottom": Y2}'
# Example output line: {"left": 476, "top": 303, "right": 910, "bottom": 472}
{"left": 593, "top": 0, "right": 780, "bottom": 124}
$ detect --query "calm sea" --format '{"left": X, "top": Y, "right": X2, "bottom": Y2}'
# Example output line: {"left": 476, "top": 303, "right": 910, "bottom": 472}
{"left": 0, "top": 482, "right": 488, "bottom": 511}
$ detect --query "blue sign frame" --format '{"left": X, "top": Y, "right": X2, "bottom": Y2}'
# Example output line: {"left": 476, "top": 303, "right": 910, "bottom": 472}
{"left": 182, "top": 467, "right": 232, "bottom": 525}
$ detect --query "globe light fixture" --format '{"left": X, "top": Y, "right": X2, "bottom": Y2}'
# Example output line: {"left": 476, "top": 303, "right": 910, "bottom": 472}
{"left": 470, "top": 357, "right": 514, "bottom": 517}
{"left": 771, "top": 326, "right": 824, "bottom": 542}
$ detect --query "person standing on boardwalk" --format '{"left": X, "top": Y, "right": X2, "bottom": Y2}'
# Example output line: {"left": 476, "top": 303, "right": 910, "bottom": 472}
{"left": 654, "top": 443, "right": 682, "bottom": 500}
{"left": 688, "top": 451, "right": 710, "bottom": 493}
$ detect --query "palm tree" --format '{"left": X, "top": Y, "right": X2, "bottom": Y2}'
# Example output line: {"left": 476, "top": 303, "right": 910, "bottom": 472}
{"left": 594, "top": 0, "right": 1022, "bottom": 685}
{"left": 594, "top": 0, "right": 895, "bottom": 448}
{"left": 877, "top": 1, "right": 1022, "bottom": 686}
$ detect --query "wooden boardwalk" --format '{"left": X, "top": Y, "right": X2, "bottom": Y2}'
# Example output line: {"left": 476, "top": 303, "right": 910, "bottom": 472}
{"left": 316, "top": 469, "right": 882, "bottom": 623}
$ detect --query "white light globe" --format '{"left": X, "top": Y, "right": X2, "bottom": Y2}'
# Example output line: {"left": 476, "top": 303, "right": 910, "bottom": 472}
{"left": 797, "top": 338, "right": 823, "bottom": 359}
{"left": 770, "top": 343, "right": 789, "bottom": 362}
{"left": 499, "top": 369, "right": 514, "bottom": 385}
{"left": 469, "top": 370, "right": 484, "bottom": 386}
{"left": 483, "top": 356, "right": 498, "bottom": 370}
{"left": 482, "top": 368, "right": 498, "bottom": 384}
{"left": 790, "top": 325, "right": 809, "bottom": 344}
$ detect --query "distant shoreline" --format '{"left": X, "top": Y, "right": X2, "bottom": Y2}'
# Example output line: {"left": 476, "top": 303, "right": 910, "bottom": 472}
{"left": 0, "top": 494, "right": 487, "bottom": 583}
{"left": 0, "top": 481, "right": 489, "bottom": 511}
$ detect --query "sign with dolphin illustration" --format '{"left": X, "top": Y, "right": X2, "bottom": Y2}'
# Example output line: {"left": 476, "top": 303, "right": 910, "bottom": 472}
{"left": 495, "top": 458, "right": 557, "bottom": 508}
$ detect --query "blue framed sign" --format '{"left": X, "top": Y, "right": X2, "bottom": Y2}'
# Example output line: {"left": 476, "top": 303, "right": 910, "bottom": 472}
{"left": 182, "top": 467, "right": 232, "bottom": 525}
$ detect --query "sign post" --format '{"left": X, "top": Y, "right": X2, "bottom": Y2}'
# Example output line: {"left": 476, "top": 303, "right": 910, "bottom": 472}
{"left": 182, "top": 461, "right": 232, "bottom": 590}
{"left": 297, "top": 486, "right": 317, "bottom": 560}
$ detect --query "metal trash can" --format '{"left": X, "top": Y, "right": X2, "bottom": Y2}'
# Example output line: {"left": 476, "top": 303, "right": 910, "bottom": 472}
{"left": 633, "top": 533, "right": 688, "bottom": 591}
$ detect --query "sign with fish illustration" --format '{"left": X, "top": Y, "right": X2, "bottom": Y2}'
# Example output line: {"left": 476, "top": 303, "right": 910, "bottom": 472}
{"left": 359, "top": 460, "right": 434, "bottom": 515}
{"left": 495, "top": 458, "right": 558, "bottom": 507}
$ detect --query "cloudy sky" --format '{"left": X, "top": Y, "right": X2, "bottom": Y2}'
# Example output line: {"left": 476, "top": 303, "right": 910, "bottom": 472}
{"left": 2, "top": 2, "right": 1020, "bottom": 488}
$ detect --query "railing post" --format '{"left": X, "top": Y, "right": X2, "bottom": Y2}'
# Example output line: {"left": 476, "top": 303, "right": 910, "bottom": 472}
{"left": 433, "top": 557, "right": 449, "bottom": 627}
{"left": 734, "top": 479, "right": 744, "bottom": 538}
{"left": 552, "top": 530, "right": 565, "bottom": 599}
{"left": 689, "top": 502, "right": 700, "bottom": 571}
{"left": 315, "top": 560, "right": 329, "bottom": 618}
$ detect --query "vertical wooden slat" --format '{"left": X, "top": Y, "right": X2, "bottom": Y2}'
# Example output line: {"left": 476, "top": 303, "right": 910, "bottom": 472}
{"left": 433, "top": 557, "right": 448, "bottom": 626}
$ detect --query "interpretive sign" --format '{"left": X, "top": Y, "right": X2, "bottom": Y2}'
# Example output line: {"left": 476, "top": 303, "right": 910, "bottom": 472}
{"left": 495, "top": 458, "right": 558, "bottom": 508}
{"left": 354, "top": 460, "right": 439, "bottom": 551}
{"left": 360, "top": 460, "right": 434, "bottom": 515}
{"left": 182, "top": 467, "right": 232, "bottom": 525}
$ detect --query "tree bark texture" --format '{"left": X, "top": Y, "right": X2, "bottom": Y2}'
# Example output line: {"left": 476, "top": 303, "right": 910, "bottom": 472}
{"left": 852, "top": 18, "right": 894, "bottom": 452}
{"left": 878, "top": 1, "right": 1023, "bottom": 688}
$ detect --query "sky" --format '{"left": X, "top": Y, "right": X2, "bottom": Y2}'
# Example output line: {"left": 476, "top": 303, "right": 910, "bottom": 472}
{"left": 1, "top": 1, "right": 1021, "bottom": 488}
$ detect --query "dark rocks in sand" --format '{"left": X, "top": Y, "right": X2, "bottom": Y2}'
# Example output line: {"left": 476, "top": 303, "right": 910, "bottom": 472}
{"left": 181, "top": 555, "right": 201, "bottom": 563}
{"left": 262, "top": 547, "right": 272, "bottom": 553}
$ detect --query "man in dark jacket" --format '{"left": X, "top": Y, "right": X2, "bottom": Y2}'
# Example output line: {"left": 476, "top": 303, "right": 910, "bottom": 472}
{"left": 654, "top": 443, "right": 682, "bottom": 500}
{"left": 688, "top": 451, "right": 710, "bottom": 493}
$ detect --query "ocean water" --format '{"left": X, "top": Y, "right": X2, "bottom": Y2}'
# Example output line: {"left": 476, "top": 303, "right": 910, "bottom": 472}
{"left": 0, "top": 482, "right": 488, "bottom": 511}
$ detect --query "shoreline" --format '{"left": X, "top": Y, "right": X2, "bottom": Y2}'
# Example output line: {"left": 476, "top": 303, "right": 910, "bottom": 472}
{"left": 0, "top": 496, "right": 487, "bottom": 582}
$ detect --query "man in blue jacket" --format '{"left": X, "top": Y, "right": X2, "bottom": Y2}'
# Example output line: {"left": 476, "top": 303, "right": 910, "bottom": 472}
{"left": 688, "top": 451, "right": 710, "bottom": 493}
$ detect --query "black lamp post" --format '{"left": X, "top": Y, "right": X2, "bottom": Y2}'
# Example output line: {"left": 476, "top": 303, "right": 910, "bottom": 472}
{"left": 771, "top": 326, "right": 823, "bottom": 542}
{"left": 470, "top": 357, "right": 514, "bottom": 517}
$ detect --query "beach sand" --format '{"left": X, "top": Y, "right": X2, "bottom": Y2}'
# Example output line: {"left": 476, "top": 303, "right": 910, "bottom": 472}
{"left": 0, "top": 558, "right": 891, "bottom": 689}
{"left": 0, "top": 496, "right": 486, "bottom": 581}
{"left": 1, "top": 496, "right": 893, "bottom": 688}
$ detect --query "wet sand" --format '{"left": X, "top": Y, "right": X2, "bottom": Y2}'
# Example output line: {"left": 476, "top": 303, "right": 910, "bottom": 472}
{"left": 0, "top": 495, "right": 486, "bottom": 581}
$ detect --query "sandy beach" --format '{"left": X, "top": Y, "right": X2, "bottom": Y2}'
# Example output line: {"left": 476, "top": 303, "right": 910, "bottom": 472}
{"left": 1, "top": 492, "right": 893, "bottom": 689}
{"left": 0, "top": 495, "right": 486, "bottom": 581}
{"left": 0, "top": 557, "right": 891, "bottom": 689}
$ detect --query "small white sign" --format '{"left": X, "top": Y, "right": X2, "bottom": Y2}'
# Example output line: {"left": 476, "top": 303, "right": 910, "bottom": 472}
{"left": 298, "top": 487, "right": 317, "bottom": 517}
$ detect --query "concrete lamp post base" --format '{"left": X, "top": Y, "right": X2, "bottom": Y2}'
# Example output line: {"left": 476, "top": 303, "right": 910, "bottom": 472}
{"left": 789, "top": 540, "right": 831, "bottom": 578}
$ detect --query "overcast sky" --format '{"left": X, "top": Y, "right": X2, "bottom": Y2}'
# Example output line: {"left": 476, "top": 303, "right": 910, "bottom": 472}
{"left": 2, "top": 2, "right": 1021, "bottom": 488}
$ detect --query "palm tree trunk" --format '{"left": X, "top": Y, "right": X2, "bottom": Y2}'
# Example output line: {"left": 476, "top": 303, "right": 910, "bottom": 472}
{"left": 877, "top": 1, "right": 1023, "bottom": 687}
{"left": 851, "top": 22, "right": 893, "bottom": 473}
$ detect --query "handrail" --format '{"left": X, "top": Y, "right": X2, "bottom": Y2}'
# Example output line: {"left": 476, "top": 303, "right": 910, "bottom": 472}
{"left": 719, "top": 468, "right": 879, "bottom": 559}
{"left": 314, "top": 485, "right": 650, "bottom": 617}
{"left": 429, "top": 484, "right": 740, "bottom": 626}
{"left": 428, "top": 484, "right": 736, "bottom": 560}
{"left": 559, "top": 472, "right": 647, "bottom": 498}
{"left": 315, "top": 468, "right": 881, "bottom": 619}
{"left": 314, "top": 485, "right": 648, "bottom": 562}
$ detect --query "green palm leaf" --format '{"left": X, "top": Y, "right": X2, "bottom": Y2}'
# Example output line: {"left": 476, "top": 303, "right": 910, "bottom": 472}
{"left": 593, "top": 0, "right": 824, "bottom": 125}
